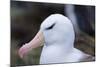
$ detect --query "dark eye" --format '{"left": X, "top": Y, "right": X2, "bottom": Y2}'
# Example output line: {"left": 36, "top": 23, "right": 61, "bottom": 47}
{"left": 46, "top": 23, "right": 55, "bottom": 30}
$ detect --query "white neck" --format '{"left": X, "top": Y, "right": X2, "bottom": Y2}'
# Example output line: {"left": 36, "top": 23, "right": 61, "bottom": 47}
{"left": 40, "top": 43, "right": 83, "bottom": 64}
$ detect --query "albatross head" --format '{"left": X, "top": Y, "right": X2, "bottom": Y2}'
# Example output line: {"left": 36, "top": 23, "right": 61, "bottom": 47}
{"left": 18, "top": 14, "right": 75, "bottom": 59}
{"left": 39, "top": 14, "right": 75, "bottom": 48}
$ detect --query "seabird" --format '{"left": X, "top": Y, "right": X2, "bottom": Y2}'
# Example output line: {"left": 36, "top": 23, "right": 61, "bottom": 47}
{"left": 18, "top": 14, "right": 94, "bottom": 64}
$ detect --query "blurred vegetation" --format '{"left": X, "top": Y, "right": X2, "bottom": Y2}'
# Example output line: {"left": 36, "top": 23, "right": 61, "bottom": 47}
{"left": 11, "top": 1, "right": 95, "bottom": 67}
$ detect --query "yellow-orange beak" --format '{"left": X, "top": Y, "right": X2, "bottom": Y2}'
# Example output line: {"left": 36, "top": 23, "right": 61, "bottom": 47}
{"left": 18, "top": 31, "right": 44, "bottom": 58}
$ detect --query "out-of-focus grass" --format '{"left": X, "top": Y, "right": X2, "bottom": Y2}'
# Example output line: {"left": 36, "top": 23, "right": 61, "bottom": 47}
{"left": 75, "top": 31, "right": 95, "bottom": 56}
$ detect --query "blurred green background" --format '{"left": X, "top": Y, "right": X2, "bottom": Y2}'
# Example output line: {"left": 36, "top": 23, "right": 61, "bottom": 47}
{"left": 11, "top": 1, "right": 95, "bottom": 67}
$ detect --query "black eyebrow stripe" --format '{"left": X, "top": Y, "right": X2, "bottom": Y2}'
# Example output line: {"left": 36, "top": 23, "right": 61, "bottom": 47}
{"left": 46, "top": 23, "right": 56, "bottom": 30}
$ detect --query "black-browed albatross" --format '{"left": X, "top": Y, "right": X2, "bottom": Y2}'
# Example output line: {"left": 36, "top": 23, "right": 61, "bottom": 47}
{"left": 18, "top": 14, "right": 94, "bottom": 64}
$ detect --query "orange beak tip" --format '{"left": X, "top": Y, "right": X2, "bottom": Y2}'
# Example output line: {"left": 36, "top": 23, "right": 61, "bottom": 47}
{"left": 18, "top": 46, "right": 26, "bottom": 58}
{"left": 18, "top": 48, "right": 23, "bottom": 58}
